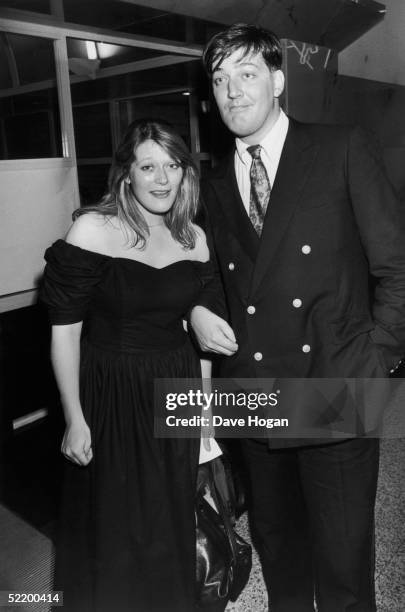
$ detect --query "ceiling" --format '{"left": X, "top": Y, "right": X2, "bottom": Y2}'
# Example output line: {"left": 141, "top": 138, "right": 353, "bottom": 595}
{"left": 119, "top": 0, "right": 386, "bottom": 50}
{"left": 2, "top": 0, "right": 386, "bottom": 50}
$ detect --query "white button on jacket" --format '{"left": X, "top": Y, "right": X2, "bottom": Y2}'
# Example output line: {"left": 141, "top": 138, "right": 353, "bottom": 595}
{"left": 247, "top": 305, "right": 256, "bottom": 314}
{"left": 254, "top": 352, "right": 263, "bottom": 361}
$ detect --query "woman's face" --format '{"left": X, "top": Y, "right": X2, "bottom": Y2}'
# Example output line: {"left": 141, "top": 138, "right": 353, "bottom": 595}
{"left": 128, "top": 139, "right": 184, "bottom": 222}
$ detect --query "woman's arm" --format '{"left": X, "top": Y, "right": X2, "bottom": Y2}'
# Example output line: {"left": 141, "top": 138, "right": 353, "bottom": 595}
{"left": 190, "top": 222, "right": 237, "bottom": 356}
{"left": 51, "top": 323, "right": 93, "bottom": 466}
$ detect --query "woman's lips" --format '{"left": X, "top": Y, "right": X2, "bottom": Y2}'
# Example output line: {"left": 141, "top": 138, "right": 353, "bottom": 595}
{"left": 150, "top": 190, "right": 171, "bottom": 198}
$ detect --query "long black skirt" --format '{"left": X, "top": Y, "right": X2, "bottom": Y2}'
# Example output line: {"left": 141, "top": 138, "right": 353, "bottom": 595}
{"left": 54, "top": 340, "right": 200, "bottom": 612}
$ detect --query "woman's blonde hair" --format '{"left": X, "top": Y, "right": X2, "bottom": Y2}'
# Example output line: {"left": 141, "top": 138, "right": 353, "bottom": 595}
{"left": 74, "top": 118, "right": 199, "bottom": 249}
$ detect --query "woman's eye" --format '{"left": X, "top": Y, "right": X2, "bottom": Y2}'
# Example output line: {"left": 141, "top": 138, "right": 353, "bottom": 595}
{"left": 169, "top": 163, "right": 180, "bottom": 170}
{"left": 243, "top": 72, "right": 255, "bottom": 79}
{"left": 213, "top": 76, "right": 224, "bottom": 86}
{"left": 140, "top": 165, "right": 153, "bottom": 171}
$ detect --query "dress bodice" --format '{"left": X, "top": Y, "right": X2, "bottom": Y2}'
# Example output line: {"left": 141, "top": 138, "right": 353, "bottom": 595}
{"left": 41, "top": 240, "right": 213, "bottom": 351}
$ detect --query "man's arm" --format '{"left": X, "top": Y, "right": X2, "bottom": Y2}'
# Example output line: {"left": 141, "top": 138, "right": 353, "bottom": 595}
{"left": 348, "top": 126, "right": 405, "bottom": 372}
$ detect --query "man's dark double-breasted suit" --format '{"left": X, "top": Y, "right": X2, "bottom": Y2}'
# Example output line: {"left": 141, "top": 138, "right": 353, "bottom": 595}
{"left": 201, "top": 119, "right": 405, "bottom": 382}
{"left": 198, "top": 118, "right": 405, "bottom": 611}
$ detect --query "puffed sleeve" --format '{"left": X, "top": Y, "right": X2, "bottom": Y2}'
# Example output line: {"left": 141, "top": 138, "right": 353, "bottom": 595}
{"left": 40, "top": 239, "right": 107, "bottom": 325}
{"left": 195, "top": 260, "right": 215, "bottom": 290}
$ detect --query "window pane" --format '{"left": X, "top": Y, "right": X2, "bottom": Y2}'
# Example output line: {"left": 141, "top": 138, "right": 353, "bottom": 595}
{"left": 0, "top": 1, "right": 50, "bottom": 14}
{"left": 4, "top": 110, "right": 57, "bottom": 158}
{"left": 0, "top": 32, "right": 62, "bottom": 159}
{"left": 77, "top": 164, "right": 110, "bottom": 206}
{"left": 118, "top": 93, "right": 190, "bottom": 148}
{"left": 73, "top": 103, "right": 112, "bottom": 158}
{"left": 68, "top": 37, "right": 196, "bottom": 205}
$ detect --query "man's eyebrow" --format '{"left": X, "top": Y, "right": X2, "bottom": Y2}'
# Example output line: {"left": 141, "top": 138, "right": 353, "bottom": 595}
{"left": 212, "top": 61, "right": 259, "bottom": 75}
{"left": 236, "top": 61, "right": 260, "bottom": 68}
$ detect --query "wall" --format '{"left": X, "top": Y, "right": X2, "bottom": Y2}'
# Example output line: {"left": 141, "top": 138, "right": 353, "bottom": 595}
{"left": 338, "top": 0, "right": 405, "bottom": 201}
{"left": 339, "top": 0, "right": 405, "bottom": 86}
{"left": 0, "top": 159, "right": 78, "bottom": 309}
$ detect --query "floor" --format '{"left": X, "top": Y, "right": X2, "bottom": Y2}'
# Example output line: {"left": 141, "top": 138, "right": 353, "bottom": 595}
{"left": 226, "top": 438, "right": 405, "bottom": 612}
{"left": 0, "top": 506, "right": 53, "bottom": 612}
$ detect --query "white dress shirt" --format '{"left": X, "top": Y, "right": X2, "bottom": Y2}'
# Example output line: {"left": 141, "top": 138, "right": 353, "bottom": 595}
{"left": 235, "top": 109, "right": 289, "bottom": 214}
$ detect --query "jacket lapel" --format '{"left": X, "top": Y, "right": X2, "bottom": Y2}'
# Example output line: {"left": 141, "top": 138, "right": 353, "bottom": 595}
{"left": 250, "top": 120, "right": 319, "bottom": 295}
{"left": 209, "top": 152, "right": 259, "bottom": 262}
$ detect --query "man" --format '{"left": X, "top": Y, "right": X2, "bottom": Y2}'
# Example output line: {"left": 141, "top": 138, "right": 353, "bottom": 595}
{"left": 190, "top": 23, "right": 405, "bottom": 612}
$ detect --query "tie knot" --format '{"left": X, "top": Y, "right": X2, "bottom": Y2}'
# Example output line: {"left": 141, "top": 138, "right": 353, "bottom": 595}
{"left": 247, "top": 144, "right": 262, "bottom": 160}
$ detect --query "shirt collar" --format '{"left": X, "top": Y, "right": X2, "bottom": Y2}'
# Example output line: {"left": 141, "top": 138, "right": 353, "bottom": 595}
{"left": 235, "top": 109, "right": 289, "bottom": 166}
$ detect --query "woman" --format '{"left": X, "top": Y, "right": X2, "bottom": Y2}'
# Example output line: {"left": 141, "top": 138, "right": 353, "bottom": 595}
{"left": 41, "top": 119, "right": 218, "bottom": 612}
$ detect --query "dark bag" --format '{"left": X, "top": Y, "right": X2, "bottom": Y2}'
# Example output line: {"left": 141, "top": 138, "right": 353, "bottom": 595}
{"left": 210, "top": 448, "right": 247, "bottom": 524}
{"left": 196, "top": 458, "right": 252, "bottom": 608}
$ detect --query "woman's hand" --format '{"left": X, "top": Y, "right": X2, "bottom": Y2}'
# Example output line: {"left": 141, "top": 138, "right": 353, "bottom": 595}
{"left": 62, "top": 419, "right": 93, "bottom": 466}
{"left": 51, "top": 323, "right": 92, "bottom": 466}
{"left": 190, "top": 306, "right": 238, "bottom": 355}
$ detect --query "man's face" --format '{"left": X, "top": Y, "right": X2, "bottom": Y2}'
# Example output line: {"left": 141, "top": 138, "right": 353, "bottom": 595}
{"left": 211, "top": 48, "right": 284, "bottom": 144}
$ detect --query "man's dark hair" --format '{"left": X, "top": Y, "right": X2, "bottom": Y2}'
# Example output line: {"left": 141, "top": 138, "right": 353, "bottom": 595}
{"left": 203, "top": 23, "right": 283, "bottom": 76}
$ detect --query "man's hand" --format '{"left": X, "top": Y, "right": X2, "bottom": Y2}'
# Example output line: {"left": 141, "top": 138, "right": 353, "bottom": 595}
{"left": 190, "top": 306, "right": 238, "bottom": 355}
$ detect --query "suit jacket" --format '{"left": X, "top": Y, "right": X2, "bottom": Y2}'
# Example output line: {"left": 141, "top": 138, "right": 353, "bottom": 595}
{"left": 198, "top": 119, "right": 405, "bottom": 443}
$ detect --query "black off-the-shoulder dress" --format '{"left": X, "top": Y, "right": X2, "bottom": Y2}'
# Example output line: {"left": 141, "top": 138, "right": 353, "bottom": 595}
{"left": 41, "top": 239, "right": 213, "bottom": 612}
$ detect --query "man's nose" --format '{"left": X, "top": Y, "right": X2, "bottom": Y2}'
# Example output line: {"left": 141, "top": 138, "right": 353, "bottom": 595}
{"left": 155, "top": 167, "right": 169, "bottom": 184}
{"left": 227, "top": 78, "right": 242, "bottom": 98}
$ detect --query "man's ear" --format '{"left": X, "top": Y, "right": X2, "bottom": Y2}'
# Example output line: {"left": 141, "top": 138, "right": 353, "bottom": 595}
{"left": 273, "top": 70, "right": 285, "bottom": 98}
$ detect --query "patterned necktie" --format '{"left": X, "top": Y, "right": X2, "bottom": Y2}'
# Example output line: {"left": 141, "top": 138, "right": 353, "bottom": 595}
{"left": 247, "top": 144, "right": 271, "bottom": 236}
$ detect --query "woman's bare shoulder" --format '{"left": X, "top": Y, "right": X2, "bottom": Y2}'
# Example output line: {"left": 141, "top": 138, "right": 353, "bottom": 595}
{"left": 65, "top": 212, "right": 115, "bottom": 251}
{"left": 191, "top": 224, "right": 210, "bottom": 262}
